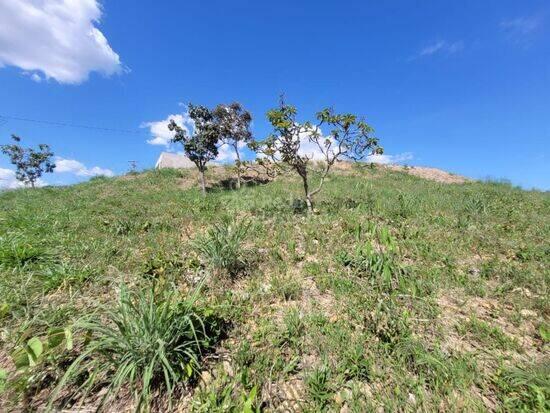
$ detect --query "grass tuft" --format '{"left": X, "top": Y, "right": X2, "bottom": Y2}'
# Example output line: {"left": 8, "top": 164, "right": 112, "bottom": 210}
{"left": 49, "top": 283, "right": 222, "bottom": 412}
{"left": 193, "top": 218, "right": 251, "bottom": 276}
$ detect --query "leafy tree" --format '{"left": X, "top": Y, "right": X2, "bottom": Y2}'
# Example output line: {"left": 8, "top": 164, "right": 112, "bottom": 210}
{"left": 1, "top": 135, "right": 56, "bottom": 188}
{"left": 252, "top": 99, "right": 382, "bottom": 212}
{"left": 213, "top": 102, "right": 253, "bottom": 189}
{"left": 168, "top": 104, "right": 219, "bottom": 195}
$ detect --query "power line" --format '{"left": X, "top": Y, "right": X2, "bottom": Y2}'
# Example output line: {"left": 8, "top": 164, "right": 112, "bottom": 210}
{"left": 0, "top": 114, "right": 148, "bottom": 135}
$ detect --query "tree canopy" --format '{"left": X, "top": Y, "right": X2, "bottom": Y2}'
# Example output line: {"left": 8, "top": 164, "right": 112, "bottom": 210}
{"left": 1, "top": 135, "right": 56, "bottom": 188}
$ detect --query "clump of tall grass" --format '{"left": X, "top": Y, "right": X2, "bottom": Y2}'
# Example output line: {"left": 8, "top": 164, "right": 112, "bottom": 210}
{"left": 494, "top": 363, "right": 549, "bottom": 411}
{"left": 0, "top": 233, "right": 49, "bottom": 269}
{"left": 336, "top": 226, "right": 406, "bottom": 292}
{"left": 49, "top": 284, "right": 222, "bottom": 412}
{"left": 193, "top": 218, "right": 251, "bottom": 276}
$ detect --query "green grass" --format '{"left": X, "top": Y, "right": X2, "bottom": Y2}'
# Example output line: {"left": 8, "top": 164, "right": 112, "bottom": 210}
{"left": 0, "top": 166, "right": 548, "bottom": 411}
{"left": 50, "top": 283, "right": 223, "bottom": 412}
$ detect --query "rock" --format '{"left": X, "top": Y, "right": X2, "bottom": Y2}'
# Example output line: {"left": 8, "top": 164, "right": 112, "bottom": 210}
{"left": 520, "top": 309, "right": 537, "bottom": 318}
{"left": 223, "top": 360, "right": 234, "bottom": 377}
{"left": 200, "top": 371, "right": 213, "bottom": 387}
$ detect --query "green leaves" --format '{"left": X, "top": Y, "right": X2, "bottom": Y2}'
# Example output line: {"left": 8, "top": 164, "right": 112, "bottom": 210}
{"left": 539, "top": 324, "right": 550, "bottom": 343}
{"left": 48, "top": 327, "right": 73, "bottom": 350}
{"left": 10, "top": 327, "right": 73, "bottom": 370}
{"left": 242, "top": 385, "right": 259, "bottom": 413}
{"left": 49, "top": 285, "right": 222, "bottom": 412}
{"left": 193, "top": 218, "right": 251, "bottom": 276}
{"left": 0, "top": 135, "right": 56, "bottom": 188}
{"left": 0, "top": 369, "right": 7, "bottom": 393}
{"left": 12, "top": 337, "right": 44, "bottom": 369}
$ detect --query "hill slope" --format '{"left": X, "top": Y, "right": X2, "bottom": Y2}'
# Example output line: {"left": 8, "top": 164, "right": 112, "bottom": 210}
{"left": 0, "top": 166, "right": 548, "bottom": 411}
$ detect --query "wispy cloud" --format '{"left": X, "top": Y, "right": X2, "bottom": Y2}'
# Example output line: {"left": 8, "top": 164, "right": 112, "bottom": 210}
{"left": 365, "top": 152, "right": 413, "bottom": 165}
{"left": 501, "top": 15, "right": 542, "bottom": 35}
{"left": 412, "top": 40, "right": 464, "bottom": 60}
{"left": 500, "top": 14, "right": 544, "bottom": 44}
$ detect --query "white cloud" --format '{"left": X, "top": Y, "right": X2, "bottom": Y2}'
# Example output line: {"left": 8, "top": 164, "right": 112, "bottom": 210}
{"left": 142, "top": 113, "right": 194, "bottom": 148}
{"left": 55, "top": 158, "right": 114, "bottom": 177}
{"left": 1, "top": 157, "right": 113, "bottom": 190}
{"left": 501, "top": 15, "right": 542, "bottom": 35}
{"left": 365, "top": 152, "right": 414, "bottom": 165}
{"left": 256, "top": 124, "right": 333, "bottom": 162}
{"left": 0, "top": 168, "right": 23, "bottom": 189}
{"left": 0, "top": 168, "right": 46, "bottom": 189}
{"left": 215, "top": 141, "right": 247, "bottom": 164}
{"left": 0, "top": 0, "right": 122, "bottom": 84}
{"left": 414, "top": 40, "right": 464, "bottom": 58}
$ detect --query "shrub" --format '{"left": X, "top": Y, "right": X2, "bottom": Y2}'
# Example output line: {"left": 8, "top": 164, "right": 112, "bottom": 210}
{"left": 193, "top": 218, "right": 251, "bottom": 276}
{"left": 49, "top": 285, "right": 222, "bottom": 412}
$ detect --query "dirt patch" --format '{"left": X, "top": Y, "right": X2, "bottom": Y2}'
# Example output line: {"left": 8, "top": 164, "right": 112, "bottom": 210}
{"left": 263, "top": 377, "right": 305, "bottom": 412}
{"left": 436, "top": 292, "right": 544, "bottom": 363}
{"left": 388, "top": 165, "right": 469, "bottom": 184}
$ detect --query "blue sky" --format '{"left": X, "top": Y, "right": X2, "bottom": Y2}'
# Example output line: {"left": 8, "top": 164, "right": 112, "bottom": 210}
{"left": 0, "top": 0, "right": 548, "bottom": 189}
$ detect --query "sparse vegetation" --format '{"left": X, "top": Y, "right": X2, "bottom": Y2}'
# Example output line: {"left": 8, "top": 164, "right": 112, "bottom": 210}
{"left": 0, "top": 165, "right": 548, "bottom": 411}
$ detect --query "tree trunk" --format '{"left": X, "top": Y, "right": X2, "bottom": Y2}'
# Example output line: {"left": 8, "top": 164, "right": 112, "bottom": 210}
{"left": 235, "top": 145, "right": 241, "bottom": 190}
{"left": 199, "top": 169, "right": 206, "bottom": 196}
{"left": 300, "top": 172, "right": 313, "bottom": 213}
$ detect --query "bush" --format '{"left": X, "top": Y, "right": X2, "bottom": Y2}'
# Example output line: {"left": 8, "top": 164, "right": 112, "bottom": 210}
{"left": 193, "top": 218, "right": 251, "bottom": 276}
{"left": 50, "top": 285, "right": 222, "bottom": 412}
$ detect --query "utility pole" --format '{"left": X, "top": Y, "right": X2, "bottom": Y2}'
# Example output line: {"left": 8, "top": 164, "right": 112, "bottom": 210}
{"left": 128, "top": 160, "right": 137, "bottom": 174}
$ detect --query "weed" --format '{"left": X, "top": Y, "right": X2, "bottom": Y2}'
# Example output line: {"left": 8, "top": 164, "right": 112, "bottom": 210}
{"left": 277, "top": 307, "right": 305, "bottom": 348}
{"left": 271, "top": 273, "right": 302, "bottom": 301}
{"left": 365, "top": 298, "right": 411, "bottom": 346}
{"left": 456, "top": 316, "right": 520, "bottom": 351}
{"left": 336, "top": 226, "right": 406, "bottom": 293}
{"left": 494, "top": 363, "right": 549, "bottom": 411}
{"left": 305, "top": 363, "right": 333, "bottom": 409}
{"left": 0, "top": 234, "right": 49, "bottom": 269}
{"left": 49, "top": 284, "right": 222, "bottom": 412}
{"left": 193, "top": 218, "right": 251, "bottom": 276}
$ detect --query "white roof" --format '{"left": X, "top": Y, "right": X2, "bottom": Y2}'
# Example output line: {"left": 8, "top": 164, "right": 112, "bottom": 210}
{"left": 155, "top": 152, "right": 195, "bottom": 169}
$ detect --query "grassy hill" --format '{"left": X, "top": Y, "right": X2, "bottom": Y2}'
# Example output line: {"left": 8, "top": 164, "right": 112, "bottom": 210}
{"left": 0, "top": 165, "right": 548, "bottom": 412}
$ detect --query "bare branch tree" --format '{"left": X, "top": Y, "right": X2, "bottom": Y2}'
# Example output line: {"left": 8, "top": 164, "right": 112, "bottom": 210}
{"left": 251, "top": 99, "right": 383, "bottom": 212}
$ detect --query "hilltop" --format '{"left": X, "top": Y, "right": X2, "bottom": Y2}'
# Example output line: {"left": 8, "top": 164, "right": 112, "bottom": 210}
{"left": 0, "top": 165, "right": 548, "bottom": 412}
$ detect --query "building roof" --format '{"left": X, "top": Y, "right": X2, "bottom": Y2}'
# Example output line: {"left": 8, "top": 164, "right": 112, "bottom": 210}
{"left": 155, "top": 152, "right": 195, "bottom": 169}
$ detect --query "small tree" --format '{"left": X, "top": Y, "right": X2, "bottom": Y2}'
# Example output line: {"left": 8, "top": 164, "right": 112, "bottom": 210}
{"left": 213, "top": 102, "right": 253, "bottom": 189}
{"left": 1, "top": 135, "right": 56, "bottom": 188}
{"left": 252, "top": 100, "right": 382, "bottom": 212}
{"left": 168, "top": 104, "right": 219, "bottom": 195}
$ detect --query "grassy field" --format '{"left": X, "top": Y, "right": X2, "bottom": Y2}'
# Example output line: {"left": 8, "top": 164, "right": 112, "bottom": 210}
{"left": 0, "top": 165, "right": 548, "bottom": 412}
